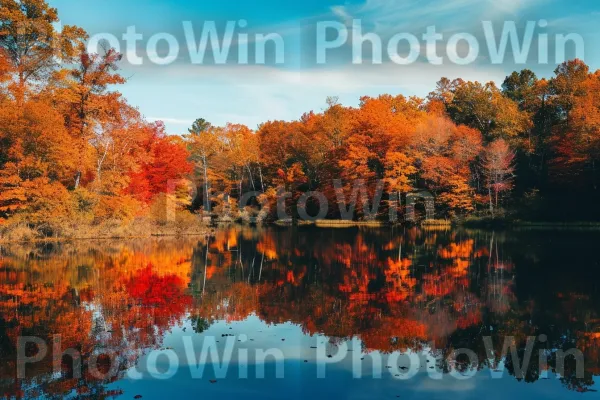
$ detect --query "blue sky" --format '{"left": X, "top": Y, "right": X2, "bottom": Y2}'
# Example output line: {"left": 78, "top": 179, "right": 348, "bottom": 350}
{"left": 49, "top": 0, "right": 600, "bottom": 134}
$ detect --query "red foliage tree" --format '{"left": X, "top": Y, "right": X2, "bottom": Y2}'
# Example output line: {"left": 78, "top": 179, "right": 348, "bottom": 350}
{"left": 126, "top": 123, "right": 192, "bottom": 203}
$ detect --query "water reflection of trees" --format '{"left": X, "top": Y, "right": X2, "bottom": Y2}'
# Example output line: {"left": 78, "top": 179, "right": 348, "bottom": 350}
{"left": 0, "top": 239, "right": 197, "bottom": 398}
{"left": 1, "top": 227, "right": 599, "bottom": 396}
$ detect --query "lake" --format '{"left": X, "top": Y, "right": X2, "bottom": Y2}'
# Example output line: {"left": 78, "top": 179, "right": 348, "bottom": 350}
{"left": 1, "top": 226, "right": 600, "bottom": 399}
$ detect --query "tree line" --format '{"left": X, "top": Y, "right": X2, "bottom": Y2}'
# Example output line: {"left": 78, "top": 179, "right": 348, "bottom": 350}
{"left": 1, "top": 0, "right": 600, "bottom": 236}
{"left": 189, "top": 60, "right": 600, "bottom": 222}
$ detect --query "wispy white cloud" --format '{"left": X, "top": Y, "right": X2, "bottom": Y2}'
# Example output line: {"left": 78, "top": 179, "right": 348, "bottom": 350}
{"left": 329, "top": 0, "right": 549, "bottom": 36}
{"left": 147, "top": 117, "right": 195, "bottom": 126}
{"left": 124, "top": 62, "right": 507, "bottom": 133}
{"left": 488, "top": 0, "right": 545, "bottom": 15}
{"left": 330, "top": 5, "right": 353, "bottom": 26}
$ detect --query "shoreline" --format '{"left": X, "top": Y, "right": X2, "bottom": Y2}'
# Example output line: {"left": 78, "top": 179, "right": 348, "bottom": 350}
{"left": 0, "top": 232, "right": 213, "bottom": 245}
{"left": 6, "top": 219, "right": 600, "bottom": 244}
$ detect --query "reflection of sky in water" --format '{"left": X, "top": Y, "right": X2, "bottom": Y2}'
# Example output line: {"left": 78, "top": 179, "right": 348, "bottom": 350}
{"left": 109, "top": 315, "right": 600, "bottom": 399}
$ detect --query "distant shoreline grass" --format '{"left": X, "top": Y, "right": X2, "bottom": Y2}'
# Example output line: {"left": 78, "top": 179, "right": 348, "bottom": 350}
{"left": 315, "top": 220, "right": 385, "bottom": 228}
{"left": 0, "top": 232, "right": 212, "bottom": 245}
{"left": 6, "top": 217, "right": 600, "bottom": 244}
{"left": 0, "top": 215, "right": 210, "bottom": 244}
{"left": 273, "top": 219, "right": 386, "bottom": 228}
{"left": 421, "top": 219, "right": 453, "bottom": 226}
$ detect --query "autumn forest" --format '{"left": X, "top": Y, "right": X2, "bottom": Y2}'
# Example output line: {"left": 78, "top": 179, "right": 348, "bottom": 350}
{"left": 3, "top": 0, "right": 600, "bottom": 399}
{"left": 2, "top": 0, "right": 600, "bottom": 241}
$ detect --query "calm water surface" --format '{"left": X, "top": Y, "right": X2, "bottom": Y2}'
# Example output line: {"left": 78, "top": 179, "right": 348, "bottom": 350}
{"left": 1, "top": 226, "right": 600, "bottom": 399}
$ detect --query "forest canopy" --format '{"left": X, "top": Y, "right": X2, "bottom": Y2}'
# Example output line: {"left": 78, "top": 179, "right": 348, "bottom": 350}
{"left": 2, "top": 0, "right": 600, "bottom": 239}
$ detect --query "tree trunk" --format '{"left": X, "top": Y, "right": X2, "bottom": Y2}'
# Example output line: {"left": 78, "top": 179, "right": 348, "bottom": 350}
{"left": 16, "top": 72, "right": 25, "bottom": 106}
{"left": 246, "top": 164, "right": 256, "bottom": 191}
{"left": 74, "top": 171, "right": 81, "bottom": 189}
{"left": 258, "top": 166, "right": 265, "bottom": 192}
{"left": 488, "top": 186, "right": 494, "bottom": 217}
{"left": 495, "top": 188, "right": 499, "bottom": 210}
{"left": 95, "top": 140, "right": 110, "bottom": 190}
{"left": 202, "top": 155, "right": 211, "bottom": 212}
